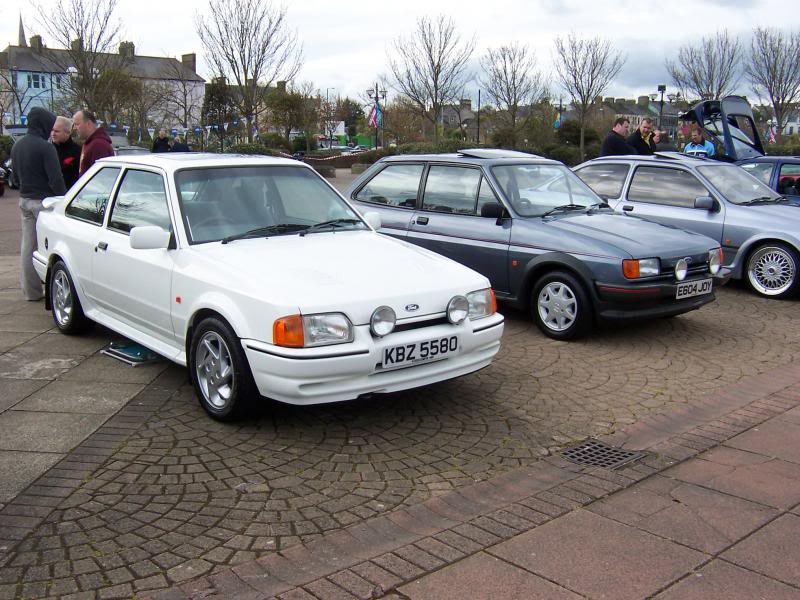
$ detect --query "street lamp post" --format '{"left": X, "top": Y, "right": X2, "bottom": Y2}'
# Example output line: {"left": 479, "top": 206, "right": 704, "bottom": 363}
{"left": 366, "top": 83, "right": 387, "bottom": 149}
{"left": 325, "top": 87, "right": 336, "bottom": 147}
{"left": 657, "top": 84, "right": 666, "bottom": 130}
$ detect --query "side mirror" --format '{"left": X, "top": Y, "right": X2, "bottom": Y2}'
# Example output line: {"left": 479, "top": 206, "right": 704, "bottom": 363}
{"left": 480, "top": 202, "right": 505, "bottom": 219}
{"left": 694, "top": 196, "right": 715, "bottom": 210}
{"left": 41, "top": 196, "right": 65, "bottom": 211}
{"left": 363, "top": 212, "right": 382, "bottom": 230}
{"left": 130, "top": 225, "right": 171, "bottom": 250}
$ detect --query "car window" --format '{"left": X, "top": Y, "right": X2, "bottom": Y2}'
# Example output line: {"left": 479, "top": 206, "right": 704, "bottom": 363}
{"left": 491, "top": 164, "right": 599, "bottom": 217}
{"left": 354, "top": 164, "right": 423, "bottom": 208}
{"left": 477, "top": 176, "right": 500, "bottom": 215}
{"left": 574, "top": 164, "right": 629, "bottom": 199}
{"left": 108, "top": 169, "right": 171, "bottom": 233}
{"left": 65, "top": 167, "right": 121, "bottom": 224}
{"left": 740, "top": 162, "right": 773, "bottom": 185}
{"left": 628, "top": 166, "right": 708, "bottom": 208}
{"left": 697, "top": 164, "right": 781, "bottom": 204}
{"left": 422, "top": 166, "right": 481, "bottom": 214}
{"left": 778, "top": 164, "right": 800, "bottom": 195}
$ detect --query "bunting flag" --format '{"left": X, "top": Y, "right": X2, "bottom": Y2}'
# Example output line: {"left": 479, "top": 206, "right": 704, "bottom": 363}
{"left": 553, "top": 115, "right": 562, "bottom": 129}
{"left": 769, "top": 125, "right": 777, "bottom": 144}
{"left": 137, "top": 128, "right": 142, "bottom": 142}
{"left": 147, "top": 128, "right": 155, "bottom": 139}
{"left": 20, "top": 114, "right": 27, "bottom": 125}
{"left": 97, "top": 120, "right": 104, "bottom": 126}
{"left": 224, "top": 122, "right": 229, "bottom": 131}
{"left": 123, "top": 125, "right": 130, "bottom": 134}
{"left": 368, "top": 101, "right": 383, "bottom": 128}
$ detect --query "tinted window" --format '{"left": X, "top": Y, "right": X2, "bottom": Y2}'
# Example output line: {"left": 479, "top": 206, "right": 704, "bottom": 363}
{"left": 422, "top": 166, "right": 481, "bottom": 214}
{"left": 108, "top": 170, "right": 171, "bottom": 233}
{"left": 628, "top": 167, "right": 708, "bottom": 207}
{"left": 778, "top": 164, "right": 800, "bottom": 195}
{"left": 65, "top": 167, "right": 120, "bottom": 224}
{"left": 740, "top": 162, "right": 773, "bottom": 185}
{"left": 354, "top": 164, "right": 423, "bottom": 208}
{"left": 575, "top": 164, "right": 629, "bottom": 198}
{"left": 492, "top": 164, "right": 598, "bottom": 217}
{"left": 477, "top": 177, "right": 500, "bottom": 215}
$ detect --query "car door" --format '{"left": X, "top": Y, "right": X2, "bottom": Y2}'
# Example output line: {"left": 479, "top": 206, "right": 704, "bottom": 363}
{"left": 777, "top": 163, "right": 800, "bottom": 204}
{"left": 91, "top": 167, "right": 177, "bottom": 345}
{"left": 619, "top": 165, "right": 726, "bottom": 248}
{"left": 350, "top": 162, "right": 424, "bottom": 238}
{"left": 62, "top": 166, "right": 123, "bottom": 304}
{"left": 408, "top": 164, "right": 511, "bottom": 292}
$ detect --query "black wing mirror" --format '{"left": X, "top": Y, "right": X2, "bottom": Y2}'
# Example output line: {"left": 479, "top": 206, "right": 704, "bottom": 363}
{"left": 480, "top": 202, "right": 505, "bottom": 219}
{"left": 694, "top": 196, "right": 715, "bottom": 210}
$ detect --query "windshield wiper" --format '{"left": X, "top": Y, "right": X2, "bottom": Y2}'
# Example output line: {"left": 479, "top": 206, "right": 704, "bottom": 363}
{"left": 540, "top": 204, "right": 587, "bottom": 217}
{"left": 586, "top": 201, "right": 611, "bottom": 213}
{"left": 740, "top": 196, "right": 787, "bottom": 206}
{"left": 299, "top": 218, "right": 363, "bottom": 236}
{"left": 221, "top": 223, "right": 307, "bottom": 244}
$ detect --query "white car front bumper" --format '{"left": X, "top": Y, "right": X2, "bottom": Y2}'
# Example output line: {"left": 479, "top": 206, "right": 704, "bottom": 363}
{"left": 241, "top": 313, "right": 504, "bottom": 405}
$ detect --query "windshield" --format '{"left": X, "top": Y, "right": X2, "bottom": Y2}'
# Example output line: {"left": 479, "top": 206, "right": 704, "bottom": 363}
{"left": 698, "top": 165, "right": 782, "bottom": 205}
{"left": 174, "top": 165, "right": 364, "bottom": 243}
{"left": 491, "top": 164, "right": 601, "bottom": 217}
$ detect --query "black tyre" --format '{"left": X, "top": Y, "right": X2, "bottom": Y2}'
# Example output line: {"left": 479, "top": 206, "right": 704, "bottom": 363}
{"left": 746, "top": 242, "right": 799, "bottom": 299}
{"left": 49, "top": 260, "right": 91, "bottom": 334}
{"left": 189, "top": 316, "right": 257, "bottom": 421}
{"left": 531, "top": 271, "right": 592, "bottom": 340}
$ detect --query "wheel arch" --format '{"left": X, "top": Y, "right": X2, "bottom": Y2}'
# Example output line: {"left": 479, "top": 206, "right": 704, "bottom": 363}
{"left": 519, "top": 252, "right": 596, "bottom": 309}
{"left": 733, "top": 235, "right": 800, "bottom": 280}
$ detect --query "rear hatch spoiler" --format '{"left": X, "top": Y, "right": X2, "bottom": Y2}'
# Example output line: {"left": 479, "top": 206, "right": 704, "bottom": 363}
{"left": 679, "top": 95, "right": 765, "bottom": 161}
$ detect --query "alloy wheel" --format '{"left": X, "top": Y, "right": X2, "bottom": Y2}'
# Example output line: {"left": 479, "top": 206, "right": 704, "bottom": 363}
{"left": 52, "top": 270, "right": 73, "bottom": 327}
{"left": 748, "top": 246, "right": 796, "bottom": 296}
{"left": 195, "top": 331, "right": 235, "bottom": 409}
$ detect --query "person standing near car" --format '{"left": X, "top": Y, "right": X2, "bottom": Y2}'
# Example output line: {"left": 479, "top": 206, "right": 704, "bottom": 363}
{"left": 627, "top": 117, "right": 661, "bottom": 155}
{"left": 170, "top": 135, "right": 190, "bottom": 152}
{"left": 152, "top": 129, "right": 171, "bottom": 153}
{"left": 600, "top": 117, "right": 637, "bottom": 156}
{"left": 50, "top": 116, "right": 81, "bottom": 189}
{"left": 73, "top": 110, "right": 114, "bottom": 175}
{"left": 683, "top": 126, "right": 716, "bottom": 158}
{"left": 10, "top": 107, "right": 66, "bottom": 301}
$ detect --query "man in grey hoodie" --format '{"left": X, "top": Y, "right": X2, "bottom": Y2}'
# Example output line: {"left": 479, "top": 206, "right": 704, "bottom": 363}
{"left": 10, "top": 107, "right": 66, "bottom": 300}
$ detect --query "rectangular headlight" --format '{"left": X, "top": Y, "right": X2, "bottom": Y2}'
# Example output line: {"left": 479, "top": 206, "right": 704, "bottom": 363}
{"left": 622, "top": 258, "right": 660, "bottom": 279}
{"left": 303, "top": 313, "right": 353, "bottom": 347}
{"left": 466, "top": 288, "right": 496, "bottom": 320}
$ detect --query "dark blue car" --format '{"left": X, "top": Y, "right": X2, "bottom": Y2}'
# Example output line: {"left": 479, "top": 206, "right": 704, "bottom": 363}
{"left": 346, "top": 149, "right": 728, "bottom": 340}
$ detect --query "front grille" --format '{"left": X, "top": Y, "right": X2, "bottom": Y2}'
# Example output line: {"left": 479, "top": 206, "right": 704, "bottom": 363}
{"left": 392, "top": 316, "right": 450, "bottom": 333}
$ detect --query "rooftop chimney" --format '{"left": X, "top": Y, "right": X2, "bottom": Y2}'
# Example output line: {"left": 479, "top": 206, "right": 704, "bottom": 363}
{"left": 29, "top": 35, "right": 43, "bottom": 51}
{"left": 637, "top": 96, "right": 649, "bottom": 107}
{"left": 181, "top": 53, "right": 196, "bottom": 73}
{"left": 119, "top": 41, "right": 135, "bottom": 59}
{"left": 70, "top": 38, "right": 83, "bottom": 52}
{"left": 459, "top": 98, "right": 472, "bottom": 111}
{"left": 276, "top": 80, "right": 287, "bottom": 92}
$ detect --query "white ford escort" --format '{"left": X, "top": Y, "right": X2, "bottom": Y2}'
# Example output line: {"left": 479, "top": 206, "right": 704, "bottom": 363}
{"left": 33, "top": 154, "right": 504, "bottom": 420}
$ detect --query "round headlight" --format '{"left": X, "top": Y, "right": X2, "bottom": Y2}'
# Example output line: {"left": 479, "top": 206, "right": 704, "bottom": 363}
{"left": 675, "top": 258, "right": 688, "bottom": 281}
{"left": 709, "top": 249, "right": 721, "bottom": 275}
{"left": 370, "top": 306, "right": 396, "bottom": 337}
{"left": 447, "top": 295, "right": 469, "bottom": 324}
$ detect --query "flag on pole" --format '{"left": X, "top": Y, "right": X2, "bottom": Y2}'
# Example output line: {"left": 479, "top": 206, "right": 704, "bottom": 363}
{"left": 769, "top": 125, "right": 777, "bottom": 144}
{"left": 368, "top": 101, "right": 383, "bottom": 128}
{"left": 147, "top": 128, "right": 155, "bottom": 139}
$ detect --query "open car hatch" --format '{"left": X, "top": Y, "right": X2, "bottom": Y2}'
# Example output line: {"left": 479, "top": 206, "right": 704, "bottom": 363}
{"left": 680, "top": 95, "right": 765, "bottom": 161}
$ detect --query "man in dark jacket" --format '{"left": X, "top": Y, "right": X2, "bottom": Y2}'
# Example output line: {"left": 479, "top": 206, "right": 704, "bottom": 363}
{"left": 152, "top": 130, "right": 171, "bottom": 153}
{"left": 627, "top": 117, "right": 661, "bottom": 155}
{"left": 600, "top": 117, "right": 636, "bottom": 156}
{"left": 10, "top": 107, "right": 66, "bottom": 300}
{"left": 73, "top": 109, "right": 114, "bottom": 174}
{"left": 51, "top": 116, "right": 82, "bottom": 188}
{"left": 170, "top": 135, "right": 190, "bottom": 152}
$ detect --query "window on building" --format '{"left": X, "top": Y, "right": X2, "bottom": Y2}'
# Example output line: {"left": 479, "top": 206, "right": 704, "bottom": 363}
{"left": 26, "top": 73, "right": 42, "bottom": 89}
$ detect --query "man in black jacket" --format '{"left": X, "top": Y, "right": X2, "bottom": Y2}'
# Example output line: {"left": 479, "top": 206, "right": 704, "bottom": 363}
{"left": 10, "top": 107, "right": 66, "bottom": 300}
{"left": 600, "top": 117, "right": 636, "bottom": 156}
{"left": 627, "top": 117, "right": 661, "bottom": 155}
{"left": 151, "top": 129, "right": 171, "bottom": 153}
{"left": 51, "top": 116, "right": 82, "bottom": 189}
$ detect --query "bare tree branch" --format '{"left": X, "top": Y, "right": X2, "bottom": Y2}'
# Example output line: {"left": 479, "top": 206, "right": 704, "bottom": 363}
{"left": 159, "top": 59, "right": 204, "bottom": 128}
{"left": 195, "top": 0, "right": 303, "bottom": 142}
{"left": 388, "top": 15, "right": 475, "bottom": 141}
{"left": 553, "top": 32, "right": 625, "bottom": 160}
{"left": 746, "top": 27, "right": 800, "bottom": 144}
{"left": 665, "top": 30, "right": 742, "bottom": 101}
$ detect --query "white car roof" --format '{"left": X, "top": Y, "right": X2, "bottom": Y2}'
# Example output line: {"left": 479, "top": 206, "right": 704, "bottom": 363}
{"left": 94, "top": 152, "right": 306, "bottom": 172}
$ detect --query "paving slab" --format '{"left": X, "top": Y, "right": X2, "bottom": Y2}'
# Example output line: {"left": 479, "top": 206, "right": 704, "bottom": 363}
{"left": 0, "top": 352, "right": 80, "bottom": 380}
{"left": 488, "top": 509, "right": 707, "bottom": 600}
{"left": 59, "top": 352, "right": 169, "bottom": 384}
{"left": 14, "top": 380, "right": 146, "bottom": 414}
{"left": 724, "top": 417, "right": 800, "bottom": 464}
{"left": 665, "top": 447, "right": 800, "bottom": 509}
{"left": 721, "top": 513, "right": 800, "bottom": 587}
{"left": 655, "top": 559, "right": 800, "bottom": 599}
{"left": 780, "top": 404, "right": 800, "bottom": 425}
{"left": 0, "top": 312, "right": 54, "bottom": 334}
{"left": 0, "top": 450, "right": 65, "bottom": 503}
{"left": 0, "top": 378, "right": 49, "bottom": 413}
{"left": 0, "top": 331, "right": 38, "bottom": 353}
{"left": 13, "top": 329, "right": 115, "bottom": 357}
{"left": 0, "top": 411, "right": 110, "bottom": 452}
{"left": 588, "top": 475, "right": 778, "bottom": 554}
{"left": 398, "top": 552, "right": 582, "bottom": 599}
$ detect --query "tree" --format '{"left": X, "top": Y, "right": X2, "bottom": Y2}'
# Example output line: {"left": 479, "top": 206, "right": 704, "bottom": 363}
{"left": 383, "top": 96, "right": 424, "bottom": 145}
{"left": 336, "top": 98, "right": 365, "bottom": 141}
{"left": 196, "top": 0, "right": 303, "bottom": 142}
{"left": 388, "top": 15, "right": 475, "bottom": 141}
{"left": 161, "top": 59, "right": 203, "bottom": 129}
{"left": 124, "top": 79, "right": 169, "bottom": 141}
{"left": 265, "top": 85, "right": 304, "bottom": 140}
{"left": 202, "top": 78, "right": 237, "bottom": 150}
{"left": 554, "top": 33, "right": 625, "bottom": 160}
{"left": 665, "top": 30, "right": 742, "bottom": 101}
{"left": 0, "top": 51, "right": 52, "bottom": 120}
{"left": 34, "top": 0, "right": 125, "bottom": 113}
{"left": 94, "top": 68, "right": 140, "bottom": 124}
{"left": 319, "top": 96, "right": 339, "bottom": 147}
{"left": 746, "top": 28, "right": 800, "bottom": 145}
{"left": 479, "top": 43, "right": 545, "bottom": 146}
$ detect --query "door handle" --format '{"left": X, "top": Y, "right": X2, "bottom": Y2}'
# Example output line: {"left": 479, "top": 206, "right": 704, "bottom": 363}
{"left": 416, "top": 216, "right": 429, "bottom": 225}
{"left": 96, "top": 241, "right": 108, "bottom": 251}
{"left": 622, "top": 205, "right": 634, "bottom": 212}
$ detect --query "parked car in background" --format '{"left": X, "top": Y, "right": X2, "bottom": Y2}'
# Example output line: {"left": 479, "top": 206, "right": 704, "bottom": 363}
{"left": 115, "top": 145, "right": 150, "bottom": 156}
{"left": 0, "top": 162, "right": 6, "bottom": 196}
{"left": 33, "top": 154, "right": 504, "bottom": 420}
{"left": 738, "top": 156, "right": 800, "bottom": 206}
{"left": 346, "top": 149, "right": 727, "bottom": 340}
{"left": 3, "top": 158, "right": 16, "bottom": 190}
{"left": 575, "top": 153, "right": 800, "bottom": 299}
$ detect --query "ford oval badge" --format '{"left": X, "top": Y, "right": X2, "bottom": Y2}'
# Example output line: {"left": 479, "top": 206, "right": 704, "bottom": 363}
{"left": 405, "top": 303, "right": 420, "bottom": 312}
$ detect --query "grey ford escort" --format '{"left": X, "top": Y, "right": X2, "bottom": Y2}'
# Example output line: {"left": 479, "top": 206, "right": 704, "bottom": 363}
{"left": 346, "top": 149, "right": 729, "bottom": 340}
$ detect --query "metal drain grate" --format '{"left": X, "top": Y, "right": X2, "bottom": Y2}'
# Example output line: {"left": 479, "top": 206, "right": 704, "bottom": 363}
{"left": 560, "top": 440, "right": 645, "bottom": 470}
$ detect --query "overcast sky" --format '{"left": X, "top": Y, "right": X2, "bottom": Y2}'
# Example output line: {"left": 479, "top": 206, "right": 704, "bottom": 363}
{"left": 2, "top": 0, "right": 798, "bottom": 107}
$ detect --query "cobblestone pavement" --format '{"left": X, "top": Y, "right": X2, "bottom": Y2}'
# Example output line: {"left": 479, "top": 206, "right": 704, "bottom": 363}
{"left": 2, "top": 183, "right": 800, "bottom": 597}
